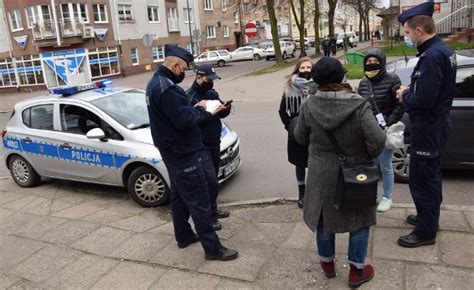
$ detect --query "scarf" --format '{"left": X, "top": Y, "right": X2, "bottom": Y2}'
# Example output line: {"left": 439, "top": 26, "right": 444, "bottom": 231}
{"left": 284, "top": 75, "right": 317, "bottom": 115}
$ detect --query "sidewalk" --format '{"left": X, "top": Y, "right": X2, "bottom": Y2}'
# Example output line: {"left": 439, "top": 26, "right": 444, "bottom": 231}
{"left": 0, "top": 178, "right": 473, "bottom": 289}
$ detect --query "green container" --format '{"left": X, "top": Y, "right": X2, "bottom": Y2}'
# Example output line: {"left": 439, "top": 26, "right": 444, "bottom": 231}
{"left": 346, "top": 52, "right": 365, "bottom": 64}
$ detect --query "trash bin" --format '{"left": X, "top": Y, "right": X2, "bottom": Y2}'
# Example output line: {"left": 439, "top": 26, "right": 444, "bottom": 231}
{"left": 346, "top": 52, "right": 365, "bottom": 64}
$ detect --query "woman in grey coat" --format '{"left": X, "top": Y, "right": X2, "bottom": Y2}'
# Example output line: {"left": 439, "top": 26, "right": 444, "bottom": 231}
{"left": 294, "top": 57, "right": 385, "bottom": 288}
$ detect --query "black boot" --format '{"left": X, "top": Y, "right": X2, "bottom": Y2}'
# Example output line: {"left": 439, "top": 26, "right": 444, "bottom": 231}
{"left": 298, "top": 184, "right": 305, "bottom": 209}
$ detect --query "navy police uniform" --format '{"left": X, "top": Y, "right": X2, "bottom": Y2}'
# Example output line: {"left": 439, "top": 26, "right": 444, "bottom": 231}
{"left": 398, "top": 2, "right": 457, "bottom": 240}
{"left": 186, "top": 64, "right": 231, "bottom": 222}
{"left": 145, "top": 45, "right": 222, "bottom": 254}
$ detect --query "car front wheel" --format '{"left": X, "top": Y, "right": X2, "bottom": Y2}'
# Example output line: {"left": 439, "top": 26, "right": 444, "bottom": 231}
{"left": 217, "top": 60, "right": 225, "bottom": 67}
{"left": 282, "top": 52, "right": 287, "bottom": 59}
{"left": 127, "top": 166, "right": 170, "bottom": 207}
{"left": 253, "top": 54, "right": 261, "bottom": 61}
{"left": 393, "top": 143, "right": 410, "bottom": 183}
{"left": 9, "top": 155, "right": 41, "bottom": 187}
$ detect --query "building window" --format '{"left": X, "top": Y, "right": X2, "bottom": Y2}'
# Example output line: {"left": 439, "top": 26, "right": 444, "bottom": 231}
{"left": 183, "top": 8, "right": 193, "bottom": 24}
{"left": 131, "top": 48, "right": 139, "bottom": 65}
{"left": 93, "top": 4, "right": 108, "bottom": 23}
{"left": 206, "top": 26, "right": 216, "bottom": 38}
{"left": 148, "top": 6, "right": 160, "bottom": 23}
{"left": 15, "top": 55, "right": 44, "bottom": 86}
{"left": 234, "top": 12, "right": 239, "bottom": 24}
{"left": 243, "top": 3, "right": 249, "bottom": 14}
{"left": 9, "top": 10, "right": 23, "bottom": 32}
{"left": 152, "top": 46, "right": 165, "bottom": 62}
{"left": 61, "top": 3, "right": 88, "bottom": 23}
{"left": 221, "top": 0, "right": 227, "bottom": 11}
{"left": 88, "top": 47, "right": 120, "bottom": 79}
{"left": 223, "top": 25, "right": 229, "bottom": 37}
{"left": 167, "top": 7, "right": 178, "bottom": 32}
{"left": 204, "top": 0, "right": 213, "bottom": 10}
{"left": 0, "top": 58, "right": 17, "bottom": 88}
{"left": 117, "top": 4, "right": 133, "bottom": 22}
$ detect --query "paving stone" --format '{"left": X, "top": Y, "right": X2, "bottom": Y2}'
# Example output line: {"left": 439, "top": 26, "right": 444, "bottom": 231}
{"left": 0, "top": 235, "right": 45, "bottom": 270}
{"left": 150, "top": 269, "right": 221, "bottom": 290}
{"left": 439, "top": 232, "right": 474, "bottom": 268}
{"left": 362, "top": 258, "right": 406, "bottom": 290}
{"left": 105, "top": 200, "right": 147, "bottom": 215}
{"left": 80, "top": 209, "right": 134, "bottom": 225}
{"left": 24, "top": 200, "right": 52, "bottom": 216}
{"left": 39, "top": 220, "right": 99, "bottom": 245}
{"left": 372, "top": 227, "right": 440, "bottom": 264}
{"left": 10, "top": 215, "right": 68, "bottom": 239}
{"left": 0, "top": 273, "right": 21, "bottom": 289}
{"left": 110, "top": 215, "right": 167, "bottom": 232}
{"left": 0, "top": 191, "right": 26, "bottom": 206}
{"left": 45, "top": 255, "right": 119, "bottom": 288}
{"left": 198, "top": 242, "right": 274, "bottom": 282}
{"left": 6, "top": 279, "right": 49, "bottom": 290}
{"left": 11, "top": 246, "right": 81, "bottom": 283}
{"left": 149, "top": 240, "right": 205, "bottom": 271}
{"left": 231, "top": 204, "right": 302, "bottom": 223}
{"left": 281, "top": 222, "right": 314, "bottom": 250}
{"left": 228, "top": 222, "right": 294, "bottom": 247}
{"left": 216, "top": 279, "right": 259, "bottom": 290}
{"left": 439, "top": 210, "right": 470, "bottom": 232}
{"left": 0, "top": 207, "right": 15, "bottom": 220}
{"left": 2, "top": 195, "right": 41, "bottom": 211}
{"left": 406, "top": 264, "right": 474, "bottom": 289}
{"left": 91, "top": 261, "right": 166, "bottom": 290}
{"left": 71, "top": 226, "right": 133, "bottom": 256}
{"left": 0, "top": 212, "right": 40, "bottom": 235}
{"left": 376, "top": 208, "right": 407, "bottom": 228}
{"left": 110, "top": 232, "right": 173, "bottom": 262}
{"left": 52, "top": 204, "right": 104, "bottom": 219}
{"left": 148, "top": 222, "right": 175, "bottom": 236}
{"left": 465, "top": 211, "right": 474, "bottom": 231}
{"left": 0, "top": 179, "right": 54, "bottom": 196}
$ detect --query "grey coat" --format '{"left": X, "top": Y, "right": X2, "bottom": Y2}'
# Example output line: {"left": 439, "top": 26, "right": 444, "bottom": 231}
{"left": 294, "top": 90, "right": 386, "bottom": 233}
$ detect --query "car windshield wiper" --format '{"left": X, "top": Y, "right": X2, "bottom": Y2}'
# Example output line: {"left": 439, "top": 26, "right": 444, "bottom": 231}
{"left": 131, "top": 123, "right": 150, "bottom": 130}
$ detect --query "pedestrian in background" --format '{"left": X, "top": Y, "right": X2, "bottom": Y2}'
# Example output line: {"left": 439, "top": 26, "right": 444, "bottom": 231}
{"left": 278, "top": 57, "right": 315, "bottom": 209}
{"left": 322, "top": 36, "right": 331, "bottom": 57}
{"left": 358, "top": 48, "right": 404, "bottom": 212}
{"left": 294, "top": 57, "right": 385, "bottom": 288}
{"left": 330, "top": 36, "right": 337, "bottom": 56}
{"left": 396, "top": 1, "right": 457, "bottom": 248}
{"left": 146, "top": 45, "right": 238, "bottom": 261}
{"left": 186, "top": 64, "right": 232, "bottom": 231}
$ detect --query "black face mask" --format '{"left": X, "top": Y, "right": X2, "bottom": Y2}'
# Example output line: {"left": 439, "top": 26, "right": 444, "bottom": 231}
{"left": 364, "top": 63, "right": 382, "bottom": 72}
{"left": 298, "top": 71, "right": 311, "bottom": 80}
{"left": 175, "top": 72, "right": 185, "bottom": 84}
{"left": 198, "top": 80, "right": 214, "bottom": 93}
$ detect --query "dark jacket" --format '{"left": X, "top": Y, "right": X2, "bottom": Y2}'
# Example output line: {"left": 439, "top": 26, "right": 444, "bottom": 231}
{"left": 146, "top": 65, "right": 211, "bottom": 154}
{"left": 358, "top": 49, "right": 404, "bottom": 126}
{"left": 294, "top": 88, "right": 385, "bottom": 233}
{"left": 186, "top": 81, "right": 230, "bottom": 147}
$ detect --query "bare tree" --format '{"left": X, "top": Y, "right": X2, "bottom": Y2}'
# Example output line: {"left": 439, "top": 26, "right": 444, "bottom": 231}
{"left": 327, "top": 0, "right": 339, "bottom": 38}
{"left": 313, "top": 0, "right": 321, "bottom": 54}
{"left": 289, "top": 0, "right": 307, "bottom": 57}
{"left": 266, "top": 0, "right": 283, "bottom": 63}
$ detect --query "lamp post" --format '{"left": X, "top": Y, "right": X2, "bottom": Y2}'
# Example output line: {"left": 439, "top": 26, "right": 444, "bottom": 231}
{"left": 186, "top": 0, "right": 194, "bottom": 56}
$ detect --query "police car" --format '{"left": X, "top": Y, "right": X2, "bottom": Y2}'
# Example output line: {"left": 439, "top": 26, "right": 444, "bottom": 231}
{"left": 1, "top": 80, "right": 241, "bottom": 207}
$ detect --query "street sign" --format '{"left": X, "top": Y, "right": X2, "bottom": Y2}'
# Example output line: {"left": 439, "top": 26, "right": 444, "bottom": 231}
{"left": 244, "top": 23, "right": 257, "bottom": 38}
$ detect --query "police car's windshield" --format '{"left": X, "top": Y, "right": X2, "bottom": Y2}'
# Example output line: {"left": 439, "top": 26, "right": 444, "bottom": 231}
{"left": 91, "top": 89, "right": 150, "bottom": 130}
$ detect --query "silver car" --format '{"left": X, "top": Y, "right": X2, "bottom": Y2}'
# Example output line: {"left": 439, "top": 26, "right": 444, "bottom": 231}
{"left": 1, "top": 81, "right": 241, "bottom": 207}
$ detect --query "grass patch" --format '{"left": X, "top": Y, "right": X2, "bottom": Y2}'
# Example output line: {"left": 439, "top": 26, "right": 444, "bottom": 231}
{"left": 450, "top": 41, "right": 474, "bottom": 50}
{"left": 362, "top": 41, "right": 474, "bottom": 57}
{"left": 343, "top": 63, "right": 365, "bottom": 79}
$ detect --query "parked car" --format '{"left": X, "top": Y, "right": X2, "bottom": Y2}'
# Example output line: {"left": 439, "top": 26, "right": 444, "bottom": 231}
{"left": 336, "top": 32, "right": 358, "bottom": 49}
{"left": 389, "top": 54, "right": 474, "bottom": 182}
{"left": 193, "top": 49, "right": 231, "bottom": 68}
{"left": 1, "top": 80, "right": 241, "bottom": 207}
{"left": 230, "top": 46, "right": 266, "bottom": 61}
{"left": 293, "top": 37, "right": 310, "bottom": 49}
{"left": 257, "top": 41, "right": 274, "bottom": 50}
{"left": 265, "top": 41, "right": 296, "bottom": 60}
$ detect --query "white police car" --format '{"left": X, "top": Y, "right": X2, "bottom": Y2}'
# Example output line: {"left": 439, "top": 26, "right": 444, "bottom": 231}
{"left": 1, "top": 80, "right": 241, "bottom": 207}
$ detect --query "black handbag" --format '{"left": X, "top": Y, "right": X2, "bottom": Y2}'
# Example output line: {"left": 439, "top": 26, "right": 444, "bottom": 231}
{"left": 324, "top": 130, "right": 379, "bottom": 210}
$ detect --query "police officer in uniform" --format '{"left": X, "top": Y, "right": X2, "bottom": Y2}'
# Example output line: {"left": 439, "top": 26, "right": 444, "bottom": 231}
{"left": 395, "top": 1, "right": 457, "bottom": 248}
{"left": 146, "top": 45, "right": 238, "bottom": 261}
{"left": 186, "top": 64, "right": 232, "bottom": 231}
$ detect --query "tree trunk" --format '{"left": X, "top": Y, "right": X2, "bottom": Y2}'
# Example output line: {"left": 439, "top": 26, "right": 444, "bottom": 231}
{"left": 266, "top": 0, "right": 283, "bottom": 63}
{"left": 289, "top": 0, "right": 306, "bottom": 57}
{"left": 328, "top": 0, "right": 338, "bottom": 38}
{"left": 313, "top": 0, "right": 321, "bottom": 54}
{"left": 358, "top": 10, "right": 363, "bottom": 42}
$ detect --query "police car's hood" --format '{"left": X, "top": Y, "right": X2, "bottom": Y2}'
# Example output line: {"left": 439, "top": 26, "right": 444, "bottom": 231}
{"left": 131, "top": 128, "right": 154, "bottom": 145}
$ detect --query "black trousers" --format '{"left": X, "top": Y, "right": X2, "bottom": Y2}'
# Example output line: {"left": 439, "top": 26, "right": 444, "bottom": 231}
{"left": 204, "top": 145, "right": 221, "bottom": 221}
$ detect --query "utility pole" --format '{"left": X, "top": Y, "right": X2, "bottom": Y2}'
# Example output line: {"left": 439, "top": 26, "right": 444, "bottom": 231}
{"left": 186, "top": 0, "right": 194, "bottom": 56}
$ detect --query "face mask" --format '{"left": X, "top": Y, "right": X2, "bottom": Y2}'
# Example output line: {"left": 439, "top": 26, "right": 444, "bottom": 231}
{"left": 298, "top": 71, "right": 311, "bottom": 80}
{"left": 364, "top": 63, "right": 382, "bottom": 78}
{"left": 404, "top": 36, "right": 415, "bottom": 48}
{"left": 365, "top": 70, "right": 380, "bottom": 78}
{"left": 198, "top": 80, "right": 214, "bottom": 92}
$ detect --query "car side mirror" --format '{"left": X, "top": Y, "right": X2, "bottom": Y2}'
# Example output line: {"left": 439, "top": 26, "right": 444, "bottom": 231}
{"left": 86, "top": 128, "right": 106, "bottom": 140}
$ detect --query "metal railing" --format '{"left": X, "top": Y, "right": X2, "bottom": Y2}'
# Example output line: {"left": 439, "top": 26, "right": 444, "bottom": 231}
{"left": 32, "top": 20, "right": 57, "bottom": 40}
{"left": 435, "top": 5, "right": 473, "bottom": 36}
{"left": 60, "top": 18, "right": 84, "bottom": 37}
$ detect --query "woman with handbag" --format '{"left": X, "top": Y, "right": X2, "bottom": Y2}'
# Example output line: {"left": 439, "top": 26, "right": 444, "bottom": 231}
{"left": 358, "top": 48, "right": 405, "bottom": 212}
{"left": 294, "top": 57, "right": 385, "bottom": 288}
{"left": 278, "top": 57, "right": 316, "bottom": 209}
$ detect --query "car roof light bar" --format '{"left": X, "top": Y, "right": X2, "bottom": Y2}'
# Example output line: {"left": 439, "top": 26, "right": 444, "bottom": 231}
{"left": 52, "top": 79, "right": 113, "bottom": 96}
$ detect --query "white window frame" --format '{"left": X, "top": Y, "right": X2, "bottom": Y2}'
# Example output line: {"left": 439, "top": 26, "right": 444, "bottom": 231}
{"left": 148, "top": 6, "right": 160, "bottom": 23}
{"left": 167, "top": 7, "right": 179, "bottom": 32}
{"left": 9, "top": 10, "right": 23, "bottom": 32}
{"left": 152, "top": 46, "right": 165, "bottom": 62}
{"left": 88, "top": 47, "right": 121, "bottom": 79}
{"left": 223, "top": 25, "right": 229, "bottom": 37}
{"left": 183, "top": 8, "right": 193, "bottom": 24}
{"left": 131, "top": 48, "right": 139, "bottom": 65}
{"left": 204, "top": 0, "right": 213, "bottom": 11}
{"left": 117, "top": 4, "right": 133, "bottom": 22}
{"left": 206, "top": 25, "right": 216, "bottom": 39}
{"left": 234, "top": 12, "right": 239, "bottom": 24}
{"left": 93, "top": 4, "right": 108, "bottom": 23}
{"left": 221, "top": 0, "right": 227, "bottom": 11}
{"left": 243, "top": 3, "right": 249, "bottom": 14}
{"left": 61, "top": 3, "right": 89, "bottom": 23}
{"left": 26, "top": 6, "right": 40, "bottom": 28}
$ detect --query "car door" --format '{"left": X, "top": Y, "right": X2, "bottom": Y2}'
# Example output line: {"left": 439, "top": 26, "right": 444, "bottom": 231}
{"left": 197, "top": 52, "right": 209, "bottom": 65}
{"left": 442, "top": 65, "right": 474, "bottom": 167}
{"left": 208, "top": 51, "right": 219, "bottom": 64}
{"left": 54, "top": 103, "right": 121, "bottom": 184}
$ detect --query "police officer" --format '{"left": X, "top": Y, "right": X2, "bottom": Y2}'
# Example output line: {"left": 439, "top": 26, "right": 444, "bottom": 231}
{"left": 186, "top": 64, "right": 231, "bottom": 231}
{"left": 395, "top": 1, "right": 457, "bottom": 248}
{"left": 146, "top": 44, "right": 238, "bottom": 261}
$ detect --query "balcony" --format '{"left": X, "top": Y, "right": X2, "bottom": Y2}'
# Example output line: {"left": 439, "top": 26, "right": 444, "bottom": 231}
{"left": 60, "top": 18, "right": 84, "bottom": 37}
{"left": 32, "top": 20, "right": 57, "bottom": 40}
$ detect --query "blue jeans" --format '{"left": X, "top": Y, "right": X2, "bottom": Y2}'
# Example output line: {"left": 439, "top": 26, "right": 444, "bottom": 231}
{"left": 316, "top": 220, "right": 370, "bottom": 269}
{"left": 295, "top": 166, "right": 306, "bottom": 184}
{"left": 377, "top": 148, "right": 394, "bottom": 199}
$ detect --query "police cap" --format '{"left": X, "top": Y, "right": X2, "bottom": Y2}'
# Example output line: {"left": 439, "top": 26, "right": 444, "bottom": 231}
{"left": 398, "top": 1, "right": 434, "bottom": 24}
{"left": 196, "top": 64, "right": 221, "bottom": 80}
{"left": 164, "top": 44, "right": 194, "bottom": 66}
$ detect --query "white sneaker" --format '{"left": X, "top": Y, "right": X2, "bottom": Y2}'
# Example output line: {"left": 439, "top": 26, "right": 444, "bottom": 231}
{"left": 377, "top": 197, "right": 393, "bottom": 212}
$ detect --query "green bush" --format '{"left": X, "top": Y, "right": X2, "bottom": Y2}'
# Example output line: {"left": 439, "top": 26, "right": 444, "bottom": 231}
{"left": 450, "top": 41, "right": 474, "bottom": 50}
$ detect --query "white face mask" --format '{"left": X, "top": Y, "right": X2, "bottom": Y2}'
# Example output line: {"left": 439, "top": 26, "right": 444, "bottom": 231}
{"left": 404, "top": 36, "right": 415, "bottom": 48}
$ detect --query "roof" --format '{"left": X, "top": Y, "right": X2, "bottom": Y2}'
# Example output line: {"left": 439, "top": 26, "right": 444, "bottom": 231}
{"left": 377, "top": 6, "right": 400, "bottom": 17}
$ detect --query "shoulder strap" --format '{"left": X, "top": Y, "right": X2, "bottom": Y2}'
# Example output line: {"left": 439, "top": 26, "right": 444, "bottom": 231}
{"left": 323, "top": 129, "right": 345, "bottom": 161}
{"left": 364, "top": 78, "right": 381, "bottom": 115}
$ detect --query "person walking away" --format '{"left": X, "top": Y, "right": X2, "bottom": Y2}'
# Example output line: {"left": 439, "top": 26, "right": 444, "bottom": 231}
{"left": 395, "top": 1, "right": 457, "bottom": 248}
{"left": 330, "top": 36, "right": 337, "bottom": 56}
{"left": 294, "top": 57, "right": 385, "bottom": 288}
{"left": 146, "top": 44, "right": 238, "bottom": 261}
{"left": 186, "top": 64, "right": 231, "bottom": 231}
{"left": 358, "top": 48, "right": 404, "bottom": 212}
{"left": 322, "top": 37, "right": 331, "bottom": 57}
{"left": 279, "top": 57, "right": 315, "bottom": 209}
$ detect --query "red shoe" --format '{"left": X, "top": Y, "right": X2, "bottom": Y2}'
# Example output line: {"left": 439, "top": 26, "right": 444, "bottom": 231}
{"left": 348, "top": 264, "right": 374, "bottom": 288}
{"left": 320, "top": 261, "right": 336, "bottom": 278}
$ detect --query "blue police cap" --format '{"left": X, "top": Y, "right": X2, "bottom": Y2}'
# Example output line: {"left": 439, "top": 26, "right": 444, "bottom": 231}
{"left": 196, "top": 64, "right": 221, "bottom": 80}
{"left": 164, "top": 44, "right": 194, "bottom": 65}
{"left": 398, "top": 1, "right": 434, "bottom": 24}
